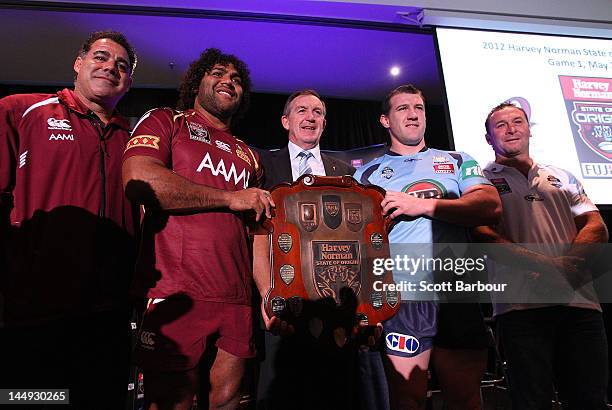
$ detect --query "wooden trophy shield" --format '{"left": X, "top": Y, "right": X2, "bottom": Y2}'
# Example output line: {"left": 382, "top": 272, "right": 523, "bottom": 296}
{"left": 261, "top": 175, "right": 399, "bottom": 326}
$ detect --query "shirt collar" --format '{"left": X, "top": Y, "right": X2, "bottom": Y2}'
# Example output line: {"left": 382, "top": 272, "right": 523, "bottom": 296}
{"left": 485, "top": 160, "right": 540, "bottom": 174}
{"left": 484, "top": 161, "right": 504, "bottom": 173}
{"left": 386, "top": 146, "right": 429, "bottom": 157}
{"left": 57, "top": 88, "right": 130, "bottom": 131}
{"left": 188, "top": 108, "right": 233, "bottom": 133}
{"left": 288, "top": 140, "right": 322, "bottom": 162}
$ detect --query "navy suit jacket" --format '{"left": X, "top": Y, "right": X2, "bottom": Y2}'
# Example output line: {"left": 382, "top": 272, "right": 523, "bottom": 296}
{"left": 256, "top": 146, "right": 355, "bottom": 190}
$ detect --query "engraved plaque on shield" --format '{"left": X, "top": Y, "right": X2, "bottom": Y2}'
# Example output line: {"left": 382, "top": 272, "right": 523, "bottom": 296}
{"left": 299, "top": 202, "right": 318, "bottom": 232}
{"left": 311, "top": 240, "right": 361, "bottom": 303}
{"left": 271, "top": 297, "right": 286, "bottom": 315}
{"left": 371, "top": 291, "right": 383, "bottom": 310}
{"left": 322, "top": 194, "right": 342, "bottom": 229}
{"left": 345, "top": 203, "right": 363, "bottom": 232}
{"left": 277, "top": 233, "right": 292, "bottom": 253}
{"left": 370, "top": 232, "right": 383, "bottom": 250}
{"left": 279, "top": 264, "right": 295, "bottom": 285}
{"left": 386, "top": 290, "right": 399, "bottom": 308}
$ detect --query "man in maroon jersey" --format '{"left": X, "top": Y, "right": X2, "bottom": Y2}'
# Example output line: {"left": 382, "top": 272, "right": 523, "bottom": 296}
{"left": 123, "top": 48, "right": 273, "bottom": 410}
{"left": 0, "top": 31, "right": 137, "bottom": 408}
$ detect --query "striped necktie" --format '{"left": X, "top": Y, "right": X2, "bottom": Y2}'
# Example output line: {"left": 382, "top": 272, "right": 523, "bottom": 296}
{"left": 298, "top": 151, "right": 313, "bottom": 176}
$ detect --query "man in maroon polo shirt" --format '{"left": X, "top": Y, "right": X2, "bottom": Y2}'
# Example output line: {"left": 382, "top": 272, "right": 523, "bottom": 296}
{"left": 123, "top": 48, "right": 273, "bottom": 410}
{"left": 0, "top": 31, "right": 137, "bottom": 408}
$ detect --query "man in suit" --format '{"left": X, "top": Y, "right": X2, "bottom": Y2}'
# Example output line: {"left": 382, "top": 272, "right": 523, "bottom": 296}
{"left": 253, "top": 89, "right": 355, "bottom": 409}
{"left": 257, "top": 89, "right": 354, "bottom": 188}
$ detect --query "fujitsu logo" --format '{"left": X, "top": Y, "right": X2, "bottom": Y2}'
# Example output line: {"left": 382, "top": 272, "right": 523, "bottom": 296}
{"left": 49, "top": 134, "right": 74, "bottom": 141}
{"left": 196, "top": 152, "right": 250, "bottom": 189}
{"left": 47, "top": 117, "right": 72, "bottom": 131}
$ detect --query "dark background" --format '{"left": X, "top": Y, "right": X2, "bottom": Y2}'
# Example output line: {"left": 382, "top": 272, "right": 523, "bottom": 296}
{"left": 0, "top": 85, "right": 450, "bottom": 151}
{"left": 1, "top": 83, "right": 608, "bottom": 222}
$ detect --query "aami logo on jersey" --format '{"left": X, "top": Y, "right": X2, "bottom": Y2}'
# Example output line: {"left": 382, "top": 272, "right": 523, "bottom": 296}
{"left": 47, "top": 117, "right": 72, "bottom": 131}
{"left": 402, "top": 179, "right": 446, "bottom": 199}
{"left": 386, "top": 332, "right": 419, "bottom": 354}
{"left": 196, "top": 152, "right": 251, "bottom": 189}
{"left": 49, "top": 133, "right": 74, "bottom": 141}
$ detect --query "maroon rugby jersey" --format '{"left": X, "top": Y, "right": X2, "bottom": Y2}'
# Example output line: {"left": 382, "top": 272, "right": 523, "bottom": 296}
{"left": 0, "top": 89, "right": 135, "bottom": 326}
{"left": 124, "top": 108, "right": 262, "bottom": 305}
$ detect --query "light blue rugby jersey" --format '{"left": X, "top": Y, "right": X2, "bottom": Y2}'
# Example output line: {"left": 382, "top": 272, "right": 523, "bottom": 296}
{"left": 353, "top": 148, "right": 491, "bottom": 299}
{"left": 353, "top": 147, "right": 491, "bottom": 244}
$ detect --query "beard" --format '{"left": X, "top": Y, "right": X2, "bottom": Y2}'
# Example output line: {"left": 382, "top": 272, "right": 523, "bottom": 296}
{"left": 197, "top": 87, "right": 240, "bottom": 121}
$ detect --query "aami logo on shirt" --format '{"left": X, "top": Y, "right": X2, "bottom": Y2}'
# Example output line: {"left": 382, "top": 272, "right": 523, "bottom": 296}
{"left": 196, "top": 152, "right": 250, "bottom": 189}
{"left": 386, "top": 332, "right": 419, "bottom": 354}
{"left": 49, "top": 133, "right": 74, "bottom": 141}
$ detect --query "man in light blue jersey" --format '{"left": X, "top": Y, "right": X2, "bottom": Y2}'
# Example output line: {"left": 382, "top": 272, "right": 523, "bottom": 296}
{"left": 354, "top": 84, "right": 501, "bottom": 410}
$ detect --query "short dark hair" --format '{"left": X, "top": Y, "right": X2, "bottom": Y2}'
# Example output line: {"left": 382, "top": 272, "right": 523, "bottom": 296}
{"left": 485, "top": 102, "right": 529, "bottom": 133}
{"left": 78, "top": 30, "right": 137, "bottom": 74}
{"left": 282, "top": 89, "right": 326, "bottom": 117}
{"left": 381, "top": 84, "right": 425, "bottom": 115}
{"left": 177, "top": 48, "right": 252, "bottom": 125}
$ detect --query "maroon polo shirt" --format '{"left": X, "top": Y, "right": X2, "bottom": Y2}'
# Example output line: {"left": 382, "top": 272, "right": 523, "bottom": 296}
{"left": 0, "top": 89, "right": 135, "bottom": 326}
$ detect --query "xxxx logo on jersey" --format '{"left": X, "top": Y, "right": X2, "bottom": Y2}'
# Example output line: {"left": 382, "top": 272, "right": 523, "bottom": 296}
{"left": 125, "top": 135, "right": 160, "bottom": 151}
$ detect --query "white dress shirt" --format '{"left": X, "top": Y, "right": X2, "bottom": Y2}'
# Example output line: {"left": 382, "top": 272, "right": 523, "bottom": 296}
{"left": 288, "top": 141, "right": 326, "bottom": 181}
